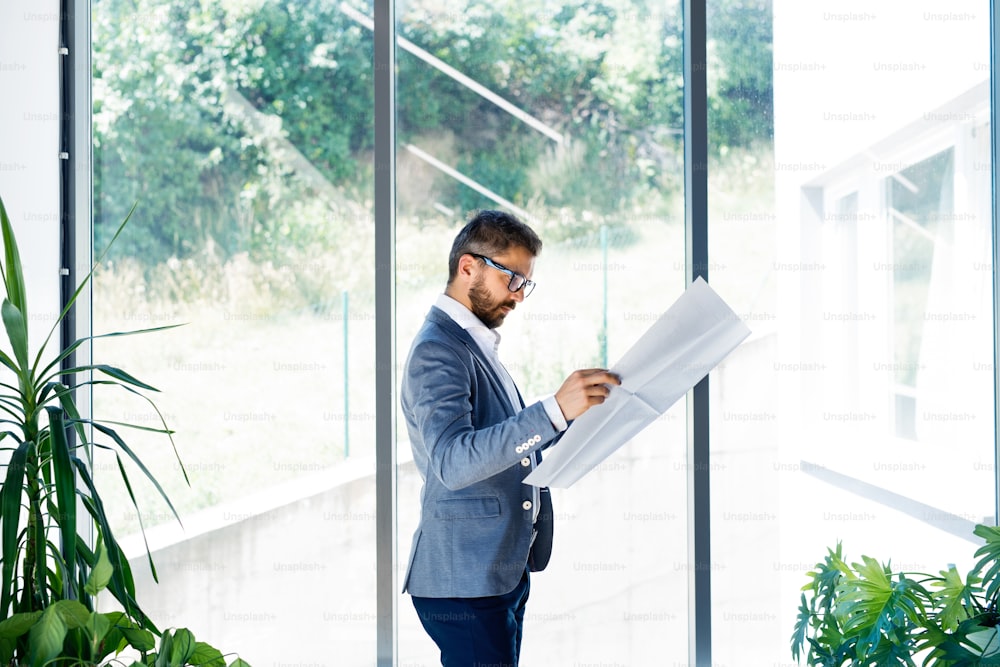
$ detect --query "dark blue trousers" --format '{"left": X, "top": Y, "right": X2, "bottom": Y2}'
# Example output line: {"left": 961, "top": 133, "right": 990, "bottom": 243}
{"left": 411, "top": 569, "right": 530, "bottom": 667}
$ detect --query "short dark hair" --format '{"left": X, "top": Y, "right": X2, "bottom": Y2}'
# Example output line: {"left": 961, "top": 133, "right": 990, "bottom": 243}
{"left": 447, "top": 210, "right": 542, "bottom": 283}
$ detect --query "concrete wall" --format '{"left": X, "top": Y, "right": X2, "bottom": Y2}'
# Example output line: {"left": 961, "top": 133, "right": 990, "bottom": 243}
{"left": 0, "top": 1, "right": 63, "bottom": 343}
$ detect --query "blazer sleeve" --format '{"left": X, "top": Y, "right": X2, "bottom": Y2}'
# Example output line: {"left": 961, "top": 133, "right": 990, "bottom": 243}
{"left": 403, "top": 338, "right": 560, "bottom": 491}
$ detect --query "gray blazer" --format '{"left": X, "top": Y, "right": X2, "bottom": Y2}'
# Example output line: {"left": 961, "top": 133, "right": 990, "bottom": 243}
{"left": 401, "top": 307, "right": 560, "bottom": 598}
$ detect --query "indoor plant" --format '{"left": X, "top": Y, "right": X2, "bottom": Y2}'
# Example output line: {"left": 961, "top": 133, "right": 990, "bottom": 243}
{"left": 0, "top": 193, "right": 249, "bottom": 666}
{"left": 792, "top": 523, "right": 1000, "bottom": 666}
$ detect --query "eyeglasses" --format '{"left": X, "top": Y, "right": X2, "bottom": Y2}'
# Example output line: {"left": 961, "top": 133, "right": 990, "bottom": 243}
{"left": 470, "top": 253, "right": 536, "bottom": 297}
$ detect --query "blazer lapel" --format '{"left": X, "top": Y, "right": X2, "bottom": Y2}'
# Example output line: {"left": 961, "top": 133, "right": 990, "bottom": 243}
{"left": 426, "top": 307, "right": 519, "bottom": 417}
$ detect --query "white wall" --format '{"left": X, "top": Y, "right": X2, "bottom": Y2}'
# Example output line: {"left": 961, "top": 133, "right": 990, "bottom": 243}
{"left": 0, "top": 0, "right": 63, "bottom": 345}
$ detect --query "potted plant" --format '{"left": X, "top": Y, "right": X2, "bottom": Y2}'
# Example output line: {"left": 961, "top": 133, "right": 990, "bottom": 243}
{"left": 0, "top": 194, "right": 250, "bottom": 666}
{"left": 792, "top": 523, "right": 1000, "bottom": 666}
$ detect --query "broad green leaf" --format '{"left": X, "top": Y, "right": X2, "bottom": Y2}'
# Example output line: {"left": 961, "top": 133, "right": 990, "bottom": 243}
{"left": 85, "top": 612, "right": 112, "bottom": 656}
{"left": 188, "top": 642, "right": 226, "bottom": 667}
{"left": 85, "top": 537, "right": 114, "bottom": 596}
{"left": 918, "top": 616, "right": 995, "bottom": 663}
{"left": 94, "top": 610, "right": 129, "bottom": 659}
{"left": 836, "top": 556, "right": 927, "bottom": 657}
{"left": 0, "top": 636, "right": 13, "bottom": 665}
{"left": 27, "top": 601, "right": 88, "bottom": 666}
{"left": 169, "top": 628, "right": 197, "bottom": 665}
{"left": 973, "top": 524, "right": 1000, "bottom": 600}
{"left": 930, "top": 565, "right": 976, "bottom": 631}
{"left": 227, "top": 659, "right": 253, "bottom": 667}
{"left": 0, "top": 610, "right": 41, "bottom": 639}
{"left": 52, "top": 599, "right": 92, "bottom": 629}
{"left": 155, "top": 630, "right": 174, "bottom": 667}
{"left": 119, "top": 625, "right": 157, "bottom": 652}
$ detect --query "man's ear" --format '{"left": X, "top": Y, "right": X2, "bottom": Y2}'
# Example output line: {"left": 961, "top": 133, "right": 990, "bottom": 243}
{"left": 455, "top": 253, "right": 479, "bottom": 282}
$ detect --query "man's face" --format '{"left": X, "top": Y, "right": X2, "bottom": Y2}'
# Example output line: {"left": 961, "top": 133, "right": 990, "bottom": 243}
{"left": 467, "top": 245, "right": 535, "bottom": 329}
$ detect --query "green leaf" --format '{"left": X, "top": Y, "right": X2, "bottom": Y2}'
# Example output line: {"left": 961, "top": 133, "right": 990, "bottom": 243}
{"left": 85, "top": 612, "right": 113, "bottom": 657}
{"left": 28, "top": 600, "right": 90, "bottom": 666}
{"left": 90, "top": 420, "right": 183, "bottom": 525}
{"left": 52, "top": 599, "right": 91, "bottom": 629}
{"left": 30, "top": 200, "right": 137, "bottom": 380}
{"left": 188, "top": 642, "right": 226, "bottom": 667}
{"left": 835, "top": 556, "right": 927, "bottom": 657}
{"left": 0, "top": 611, "right": 42, "bottom": 639}
{"left": 47, "top": 406, "right": 78, "bottom": 598}
{"left": 1, "top": 299, "right": 29, "bottom": 376}
{"left": 790, "top": 592, "right": 811, "bottom": 661}
{"left": 930, "top": 565, "right": 977, "bottom": 631}
{"left": 0, "top": 439, "right": 29, "bottom": 616}
{"left": 119, "top": 626, "right": 157, "bottom": 653}
{"left": 973, "top": 524, "right": 1000, "bottom": 601}
{"left": 169, "top": 628, "right": 197, "bottom": 665}
{"left": 155, "top": 630, "right": 174, "bottom": 667}
{"left": 0, "top": 637, "right": 13, "bottom": 666}
{"left": 85, "top": 536, "right": 114, "bottom": 596}
{"left": 36, "top": 324, "right": 183, "bottom": 389}
{"left": 91, "top": 363, "right": 161, "bottom": 392}
{"left": 73, "top": 463, "right": 154, "bottom": 628}
{"left": 917, "top": 616, "right": 994, "bottom": 663}
{"left": 227, "top": 659, "right": 253, "bottom": 667}
{"left": 95, "top": 611, "right": 129, "bottom": 660}
{"left": 0, "top": 195, "right": 27, "bottom": 314}
{"left": 47, "top": 382, "right": 93, "bottom": 466}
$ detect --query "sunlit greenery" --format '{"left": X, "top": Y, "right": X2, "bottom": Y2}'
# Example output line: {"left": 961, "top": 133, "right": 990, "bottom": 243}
{"left": 94, "top": 0, "right": 772, "bottom": 268}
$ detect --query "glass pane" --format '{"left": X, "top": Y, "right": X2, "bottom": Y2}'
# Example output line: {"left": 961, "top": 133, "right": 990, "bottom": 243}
{"left": 890, "top": 149, "right": 954, "bottom": 438}
{"left": 710, "top": 0, "right": 993, "bottom": 661}
{"left": 92, "top": 1, "right": 376, "bottom": 662}
{"left": 394, "top": 0, "right": 687, "bottom": 662}
{"left": 704, "top": 0, "right": 780, "bottom": 660}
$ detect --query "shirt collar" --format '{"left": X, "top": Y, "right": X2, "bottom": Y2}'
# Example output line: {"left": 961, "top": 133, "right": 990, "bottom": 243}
{"left": 435, "top": 293, "right": 502, "bottom": 351}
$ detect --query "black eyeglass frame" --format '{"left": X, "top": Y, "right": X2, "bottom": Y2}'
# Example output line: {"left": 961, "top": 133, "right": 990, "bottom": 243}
{"left": 469, "top": 253, "right": 537, "bottom": 297}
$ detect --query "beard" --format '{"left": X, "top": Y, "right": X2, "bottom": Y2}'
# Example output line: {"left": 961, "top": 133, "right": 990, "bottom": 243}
{"left": 468, "top": 275, "right": 516, "bottom": 329}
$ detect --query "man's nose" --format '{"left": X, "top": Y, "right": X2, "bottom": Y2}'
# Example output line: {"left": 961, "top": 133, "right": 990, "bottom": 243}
{"left": 511, "top": 287, "right": 526, "bottom": 303}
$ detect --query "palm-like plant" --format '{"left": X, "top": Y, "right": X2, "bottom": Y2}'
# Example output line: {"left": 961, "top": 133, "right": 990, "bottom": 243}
{"left": 792, "top": 524, "right": 1000, "bottom": 666}
{"left": 0, "top": 194, "right": 248, "bottom": 666}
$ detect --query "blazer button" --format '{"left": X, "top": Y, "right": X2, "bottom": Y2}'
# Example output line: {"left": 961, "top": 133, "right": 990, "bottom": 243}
{"left": 532, "top": 435, "right": 542, "bottom": 443}
{"left": 522, "top": 500, "right": 533, "bottom": 511}
{"left": 520, "top": 457, "right": 531, "bottom": 467}
{"left": 515, "top": 445, "right": 525, "bottom": 453}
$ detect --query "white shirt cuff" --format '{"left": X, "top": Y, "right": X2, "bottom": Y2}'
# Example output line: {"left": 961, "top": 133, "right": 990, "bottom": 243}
{"left": 542, "top": 394, "right": 568, "bottom": 432}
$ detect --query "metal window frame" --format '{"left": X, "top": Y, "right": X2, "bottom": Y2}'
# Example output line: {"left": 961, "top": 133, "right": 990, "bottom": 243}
{"left": 63, "top": 0, "right": 94, "bottom": 548}
{"left": 62, "top": 1, "right": 93, "bottom": 406}
{"left": 992, "top": 0, "right": 1000, "bottom": 524}
{"left": 374, "top": 0, "right": 398, "bottom": 665}
{"left": 683, "top": 0, "right": 712, "bottom": 664}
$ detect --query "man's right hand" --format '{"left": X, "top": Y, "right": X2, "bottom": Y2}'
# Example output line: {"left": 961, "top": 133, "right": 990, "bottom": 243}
{"left": 554, "top": 369, "right": 621, "bottom": 421}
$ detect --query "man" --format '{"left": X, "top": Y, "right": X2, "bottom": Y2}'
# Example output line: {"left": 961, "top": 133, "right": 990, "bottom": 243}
{"left": 401, "top": 209, "right": 620, "bottom": 666}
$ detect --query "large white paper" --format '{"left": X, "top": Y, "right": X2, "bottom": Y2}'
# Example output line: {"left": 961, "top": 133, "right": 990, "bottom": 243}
{"left": 523, "top": 277, "right": 751, "bottom": 488}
